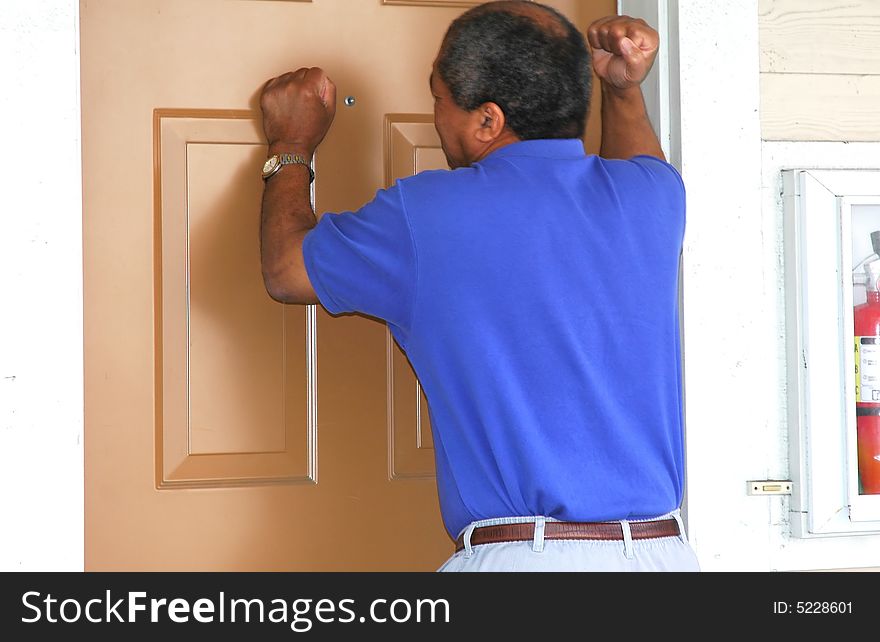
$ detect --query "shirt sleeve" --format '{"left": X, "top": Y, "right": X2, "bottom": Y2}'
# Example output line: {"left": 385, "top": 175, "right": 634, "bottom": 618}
{"left": 627, "top": 155, "right": 686, "bottom": 229}
{"left": 629, "top": 155, "right": 686, "bottom": 197}
{"left": 302, "top": 183, "right": 417, "bottom": 335}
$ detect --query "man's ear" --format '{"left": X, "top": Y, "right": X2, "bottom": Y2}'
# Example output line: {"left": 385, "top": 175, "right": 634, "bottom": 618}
{"left": 472, "top": 102, "right": 507, "bottom": 143}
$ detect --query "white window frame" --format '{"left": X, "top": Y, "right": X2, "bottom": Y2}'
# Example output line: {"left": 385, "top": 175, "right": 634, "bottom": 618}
{"left": 784, "top": 169, "right": 880, "bottom": 537}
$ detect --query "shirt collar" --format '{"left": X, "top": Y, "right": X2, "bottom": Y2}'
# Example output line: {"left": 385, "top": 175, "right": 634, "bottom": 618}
{"left": 481, "top": 138, "right": 586, "bottom": 162}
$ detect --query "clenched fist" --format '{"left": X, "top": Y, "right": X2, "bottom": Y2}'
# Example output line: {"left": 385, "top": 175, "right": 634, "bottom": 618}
{"left": 260, "top": 67, "right": 337, "bottom": 155}
{"left": 587, "top": 16, "right": 659, "bottom": 92}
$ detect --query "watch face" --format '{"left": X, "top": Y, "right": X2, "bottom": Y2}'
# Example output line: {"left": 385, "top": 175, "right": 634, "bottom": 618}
{"left": 262, "top": 155, "right": 279, "bottom": 176}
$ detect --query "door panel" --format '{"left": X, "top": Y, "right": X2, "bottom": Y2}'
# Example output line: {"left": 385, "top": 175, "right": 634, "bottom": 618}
{"left": 82, "top": 0, "right": 614, "bottom": 570}
{"left": 155, "top": 111, "right": 316, "bottom": 488}
{"left": 384, "top": 114, "right": 442, "bottom": 480}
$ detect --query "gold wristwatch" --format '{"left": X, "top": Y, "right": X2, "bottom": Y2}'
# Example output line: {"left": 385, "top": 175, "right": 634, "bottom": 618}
{"left": 261, "top": 153, "right": 314, "bottom": 183}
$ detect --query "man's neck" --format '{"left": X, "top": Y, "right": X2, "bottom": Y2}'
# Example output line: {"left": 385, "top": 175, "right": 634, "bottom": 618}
{"left": 470, "top": 131, "right": 522, "bottom": 165}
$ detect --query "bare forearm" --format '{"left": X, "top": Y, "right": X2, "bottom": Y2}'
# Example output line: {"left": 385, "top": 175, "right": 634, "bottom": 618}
{"left": 260, "top": 145, "right": 318, "bottom": 304}
{"left": 599, "top": 82, "right": 664, "bottom": 161}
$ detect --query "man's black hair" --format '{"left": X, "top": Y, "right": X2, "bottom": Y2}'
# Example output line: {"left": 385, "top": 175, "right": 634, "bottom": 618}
{"left": 437, "top": 1, "right": 591, "bottom": 140}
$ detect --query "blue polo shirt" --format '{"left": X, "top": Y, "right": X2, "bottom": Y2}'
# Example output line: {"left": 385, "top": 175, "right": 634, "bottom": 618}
{"left": 303, "top": 139, "right": 686, "bottom": 538}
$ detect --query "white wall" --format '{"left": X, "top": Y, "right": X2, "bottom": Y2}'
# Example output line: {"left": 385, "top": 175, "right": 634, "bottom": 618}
{"left": 676, "top": 0, "right": 779, "bottom": 571}
{"left": 0, "top": 0, "right": 83, "bottom": 571}
{"left": 677, "top": 0, "right": 880, "bottom": 571}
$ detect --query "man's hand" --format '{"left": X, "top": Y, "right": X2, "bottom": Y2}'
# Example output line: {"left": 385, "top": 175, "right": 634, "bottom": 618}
{"left": 259, "top": 67, "right": 334, "bottom": 306}
{"left": 260, "top": 67, "right": 337, "bottom": 155}
{"left": 587, "top": 16, "right": 664, "bottom": 160}
{"left": 587, "top": 16, "right": 659, "bottom": 92}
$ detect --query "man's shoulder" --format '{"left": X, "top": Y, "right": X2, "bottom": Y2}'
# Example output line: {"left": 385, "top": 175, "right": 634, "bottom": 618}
{"left": 393, "top": 166, "right": 484, "bottom": 201}
{"left": 397, "top": 166, "right": 475, "bottom": 186}
{"left": 608, "top": 155, "right": 684, "bottom": 190}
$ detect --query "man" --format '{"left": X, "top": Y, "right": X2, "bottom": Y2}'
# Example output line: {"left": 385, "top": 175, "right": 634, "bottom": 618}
{"left": 259, "top": 1, "right": 699, "bottom": 572}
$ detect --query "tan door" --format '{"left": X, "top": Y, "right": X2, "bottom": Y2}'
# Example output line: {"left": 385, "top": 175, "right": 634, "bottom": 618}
{"left": 81, "top": 0, "right": 613, "bottom": 571}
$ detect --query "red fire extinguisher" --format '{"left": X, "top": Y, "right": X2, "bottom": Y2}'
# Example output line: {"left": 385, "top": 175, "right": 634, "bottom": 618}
{"left": 854, "top": 231, "right": 880, "bottom": 494}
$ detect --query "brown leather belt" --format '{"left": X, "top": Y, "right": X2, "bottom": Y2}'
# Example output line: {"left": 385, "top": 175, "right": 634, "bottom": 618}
{"left": 454, "top": 518, "right": 680, "bottom": 553}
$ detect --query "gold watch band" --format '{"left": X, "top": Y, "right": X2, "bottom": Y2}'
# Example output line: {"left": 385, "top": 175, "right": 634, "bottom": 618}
{"left": 264, "top": 153, "right": 315, "bottom": 183}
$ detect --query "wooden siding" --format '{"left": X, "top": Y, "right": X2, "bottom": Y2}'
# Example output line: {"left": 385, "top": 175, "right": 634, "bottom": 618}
{"left": 759, "top": 0, "right": 880, "bottom": 141}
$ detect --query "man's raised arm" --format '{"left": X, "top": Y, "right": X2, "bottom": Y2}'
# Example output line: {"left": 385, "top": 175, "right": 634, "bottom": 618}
{"left": 587, "top": 16, "right": 664, "bottom": 161}
{"left": 259, "top": 66, "right": 337, "bottom": 304}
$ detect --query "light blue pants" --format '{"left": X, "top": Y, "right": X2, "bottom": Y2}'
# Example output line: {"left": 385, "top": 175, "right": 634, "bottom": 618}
{"left": 438, "top": 512, "right": 700, "bottom": 572}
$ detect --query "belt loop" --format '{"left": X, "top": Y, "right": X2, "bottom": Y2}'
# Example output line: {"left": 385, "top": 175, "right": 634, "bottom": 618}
{"left": 672, "top": 510, "right": 688, "bottom": 544}
{"left": 532, "top": 516, "right": 546, "bottom": 553}
{"left": 462, "top": 523, "right": 477, "bottom": 558}
{"left": 620, "top": 520, "right": 635, "bottom": 559}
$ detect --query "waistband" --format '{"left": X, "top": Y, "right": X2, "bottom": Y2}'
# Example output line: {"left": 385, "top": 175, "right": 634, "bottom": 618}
{"left": 453, "top": 511, "right": 688, "bottom": 559}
